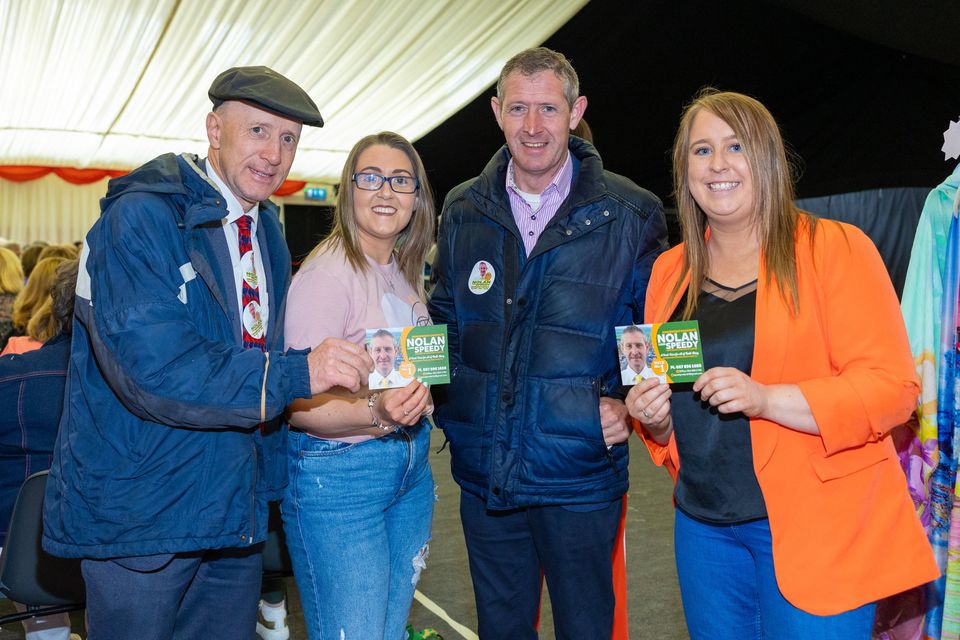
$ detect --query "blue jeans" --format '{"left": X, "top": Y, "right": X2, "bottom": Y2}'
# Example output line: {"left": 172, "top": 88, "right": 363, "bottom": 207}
{"left": 674, "top": 509, "right": 876, "bottom": 639}
{"left": 283, "top": 422, "right": 434, "bottom": 640}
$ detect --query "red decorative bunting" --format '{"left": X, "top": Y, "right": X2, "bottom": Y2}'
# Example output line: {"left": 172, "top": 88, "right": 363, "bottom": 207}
{"left": 0, "top": 165, "right": 306, "bottom": 197}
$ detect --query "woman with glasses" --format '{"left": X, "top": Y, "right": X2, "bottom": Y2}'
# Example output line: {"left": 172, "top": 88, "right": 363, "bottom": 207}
{"left": 282, "top": 132, "right": 436, "bottom": 639}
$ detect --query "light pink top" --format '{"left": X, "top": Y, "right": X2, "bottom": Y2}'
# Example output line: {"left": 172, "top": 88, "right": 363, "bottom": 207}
{"left": 284, "top": 242, "right": 430, "bottom": 442}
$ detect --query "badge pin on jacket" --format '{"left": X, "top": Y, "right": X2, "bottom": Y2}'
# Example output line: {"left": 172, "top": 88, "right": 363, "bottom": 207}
{"left": 468, "top": 260, "right": 496, "bottom": 295}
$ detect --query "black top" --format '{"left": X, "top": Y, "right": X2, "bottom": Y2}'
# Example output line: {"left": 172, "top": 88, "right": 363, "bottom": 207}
{"left": 670, "top": 279, "right": 767, "bottom": 524}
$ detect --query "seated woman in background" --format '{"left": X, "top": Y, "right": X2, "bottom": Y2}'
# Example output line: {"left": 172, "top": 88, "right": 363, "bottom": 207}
{"left": 283, "top": 132, "right": 436, "bottom": 639}
{"left": 0, "top": 247, "right": 23, "bottom": 349}
{"left": 18, "top": 242, "right": 47, "bottom": 282}
{"left": 4, "top": 256, "right": 70, "bottom": 355}
{"left": 37, "top": 243, "right": 79, "bottom": 263}
{"left": 0, "top": 258, "right": 79, "bottom": 640}
{"left": 626, "top": 89, "right": 937, "bottom": 639}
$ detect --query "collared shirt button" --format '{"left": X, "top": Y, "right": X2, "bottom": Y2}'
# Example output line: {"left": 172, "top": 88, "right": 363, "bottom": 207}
{"left": 603, "top": 210, "right": 610, "bottom": 216}
{"left": 528, "top": 230, "right": 534, "bottom": 236}
{"left": 531, "top": 214, "right": 537, "bottom": 220}
{"left": 505, "top": 298, "right": 512, "bottom": 305}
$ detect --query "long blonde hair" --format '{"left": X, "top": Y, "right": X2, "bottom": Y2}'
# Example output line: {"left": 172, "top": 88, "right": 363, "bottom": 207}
{"left": 0, "top": 247, "right": 23, "bottom": 295}
{"left": 24, "top": 258, "right": 79, "bottom": 341}
{"left": 12, "top": 257, "right": 66, "bottom": 331}
{"left": 670, "top": 88, "right": 804, "bottom": 319}
{"left": 307, "top": 132, "right": 435, "bottom": 298}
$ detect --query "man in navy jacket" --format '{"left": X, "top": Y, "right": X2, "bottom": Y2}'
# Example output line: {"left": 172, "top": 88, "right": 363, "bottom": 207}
{"left": 43, "top": 67, "right": 371, "bottom": 640}
{"left": 429, "top": 47, "right": 668, "bottom": 638}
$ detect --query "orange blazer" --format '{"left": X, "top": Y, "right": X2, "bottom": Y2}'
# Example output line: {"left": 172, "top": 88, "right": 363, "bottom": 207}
{"left": 637, "top": 217, "right": 938, "bottom": 615}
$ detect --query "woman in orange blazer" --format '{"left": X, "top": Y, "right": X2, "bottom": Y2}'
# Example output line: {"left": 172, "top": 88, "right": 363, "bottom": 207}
{"left": 626, "top": 89, "right": 937, "bottom": 639}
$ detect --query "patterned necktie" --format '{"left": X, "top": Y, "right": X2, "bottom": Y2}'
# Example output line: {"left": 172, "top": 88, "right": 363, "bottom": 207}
{"left": 236, "top": 214, "right": 265, "bottom": 351}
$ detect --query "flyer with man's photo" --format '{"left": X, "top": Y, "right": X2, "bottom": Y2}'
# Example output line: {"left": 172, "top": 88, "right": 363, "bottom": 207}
{"left": 365, "top": 325, "right": 451, "bottom": 389}
{"left": 615, "top": 320, "right": 705, "bottom": 384}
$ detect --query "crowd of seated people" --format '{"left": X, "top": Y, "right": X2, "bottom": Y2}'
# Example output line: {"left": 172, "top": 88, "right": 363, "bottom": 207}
{"left": 0, "top": 255, "right": 80, "bottom": 640}
{"left": 1, "top": 243, "right": 79, "bottom": 355}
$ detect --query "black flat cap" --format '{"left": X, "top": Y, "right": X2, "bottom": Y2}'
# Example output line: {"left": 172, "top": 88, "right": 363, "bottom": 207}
{"left": 209, "top": 66, "right": 324, "bottom": 127}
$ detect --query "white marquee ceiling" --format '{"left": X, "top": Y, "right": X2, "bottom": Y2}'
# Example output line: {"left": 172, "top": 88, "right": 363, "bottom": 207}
{"left": 0, "top": 0, "right": 587, "bottom": 182}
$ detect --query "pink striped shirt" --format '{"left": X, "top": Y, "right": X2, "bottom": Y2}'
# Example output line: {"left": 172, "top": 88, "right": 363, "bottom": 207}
{"left": 506, "top": 151, "right": 573, "bottom": 255}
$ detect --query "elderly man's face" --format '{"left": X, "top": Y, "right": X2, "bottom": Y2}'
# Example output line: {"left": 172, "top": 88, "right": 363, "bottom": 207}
{"left": 620, "top": 331, "right": 648, "bottom": 371}
{"left": 491, "top": 70, "right": 586, "bottom": 194}
{"left": 370, "top": 335, "right": 397, "bottom": 377}
{"left": 206, "top": 101, "right": 302, "bottom": 211}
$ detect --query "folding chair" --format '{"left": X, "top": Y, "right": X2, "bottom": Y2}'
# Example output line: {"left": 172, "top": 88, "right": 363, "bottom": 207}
{"left": 0, "top": 470, "right": 85, "bottom": 625}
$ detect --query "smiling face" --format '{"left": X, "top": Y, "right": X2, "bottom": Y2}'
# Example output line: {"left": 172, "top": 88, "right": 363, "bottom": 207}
{"left": 370, "top": 334, "right": 397, "bottom": 376}
{"left": 620, "top": 329, "right": 648, "bottom": 372}
{"left": 686, "top": 109, "right": 755, "bottom": 231}
{"left": 353, "top": 144, "right": 417, "bottom": 263}
{"left": 491, "top": 70, "right": 586, "bottom": 194}
{"left": 206, "top": 101, "right": 302, "bottom": 211}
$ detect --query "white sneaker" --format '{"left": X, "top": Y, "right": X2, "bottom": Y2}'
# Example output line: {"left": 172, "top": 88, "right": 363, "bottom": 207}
{"left": 255, "top": 599, "right": 289, "bottom": 640}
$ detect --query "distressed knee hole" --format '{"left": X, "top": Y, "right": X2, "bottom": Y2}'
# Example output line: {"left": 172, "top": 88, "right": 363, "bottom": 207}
{"left": 411, "top": 542, "right": 430, "bottom": 586}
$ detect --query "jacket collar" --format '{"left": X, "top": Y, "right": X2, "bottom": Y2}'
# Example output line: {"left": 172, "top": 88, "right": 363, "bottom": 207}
{"left": 468, "top": 138, "right": 611, "bottom": 257}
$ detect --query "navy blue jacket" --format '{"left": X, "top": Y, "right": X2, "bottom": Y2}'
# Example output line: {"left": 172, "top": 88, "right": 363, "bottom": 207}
{"left": 429, "top": 138, "right": 667, "bottom": 509}
{"left": 43, "top": 153, "right": 312, "bottom": 558}
{"left": 0, "top": 333, "right": 70, "bottom": 546}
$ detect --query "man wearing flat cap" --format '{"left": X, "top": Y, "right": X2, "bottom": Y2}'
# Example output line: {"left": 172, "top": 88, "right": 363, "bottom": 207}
{"left": 43, "top": 66, "right": 372, "bottom": 640}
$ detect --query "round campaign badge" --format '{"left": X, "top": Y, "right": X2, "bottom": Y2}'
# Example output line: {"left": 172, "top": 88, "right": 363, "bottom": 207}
{"left": 243, "top": 300, "right": 265, "bottom": 339}
{"left": 240, "top": 251, "right": 258, "bottom": 288}
{"left": 468, "top": 260, "right": 496, "bottom": 295}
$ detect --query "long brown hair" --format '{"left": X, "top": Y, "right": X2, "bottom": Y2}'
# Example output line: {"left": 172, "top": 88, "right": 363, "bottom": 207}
{"left": 669, "top": 88, "right": 806, "bottom": 319}
{"left": 306, "top": 132, "right": 435, "bottom": 299}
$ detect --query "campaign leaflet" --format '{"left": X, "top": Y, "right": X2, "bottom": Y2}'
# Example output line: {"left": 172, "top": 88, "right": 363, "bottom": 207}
{"left": 365, "top": 325, "right": 450, "bottom": 389}
{"left": 615, "top": 320, "right": 705, "bottom": 384}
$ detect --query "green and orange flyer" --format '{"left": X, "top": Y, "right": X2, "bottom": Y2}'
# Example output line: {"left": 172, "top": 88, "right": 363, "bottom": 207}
{"left": 364, "top": 325, "right": 450, "bottom": 389}
{"left": 615, "top": 320, "right": 704, "bottom": 384}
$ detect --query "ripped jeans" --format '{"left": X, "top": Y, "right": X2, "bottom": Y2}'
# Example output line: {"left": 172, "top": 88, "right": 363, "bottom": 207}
{"left": 283, "top": 421, "right": 434, "bottom": 640}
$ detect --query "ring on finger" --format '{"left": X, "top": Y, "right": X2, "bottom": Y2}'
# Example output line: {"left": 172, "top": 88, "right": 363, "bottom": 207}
{"left": 641, "top": 409, "right": 652, "bottom": 419}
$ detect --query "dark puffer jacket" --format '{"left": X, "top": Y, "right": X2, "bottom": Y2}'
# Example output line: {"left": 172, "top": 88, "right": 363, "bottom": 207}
{"left": 429, "top": 138, "right": 667, "bottom": 509}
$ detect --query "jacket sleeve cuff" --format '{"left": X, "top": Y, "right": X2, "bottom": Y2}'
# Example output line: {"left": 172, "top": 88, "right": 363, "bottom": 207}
{"left": 274, "top": 348, "right": 312, "bottom": 405}
{"left": 797, "top": 374, "right": 917, "bottom": 454}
